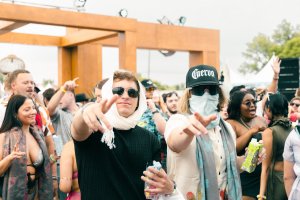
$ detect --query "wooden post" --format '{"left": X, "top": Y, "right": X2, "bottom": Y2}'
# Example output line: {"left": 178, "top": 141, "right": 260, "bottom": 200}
{"left": 58, "top": 47, "right": 73, "bottom": 86}
{"left": 189, "top": 51, "right": 219, "bottom": 72}
{"left": 119, "top": 31, "right": 137, "bottom": 73}
{"left": 75, "top": 43, "right": 102, "bottom": 96}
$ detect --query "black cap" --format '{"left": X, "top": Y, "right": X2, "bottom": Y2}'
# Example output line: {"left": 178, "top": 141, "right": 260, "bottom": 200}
{"left": 75, "top": 93, "right": 89, "bottom": 102}
{"left": 186, "top": 65, "right": 220, "bottom": 88}
{"left": 34, "top": 86, "right": 41, "bottom": 93}
{"left": 141, "top": 79, "right": 157, "bottom": 89}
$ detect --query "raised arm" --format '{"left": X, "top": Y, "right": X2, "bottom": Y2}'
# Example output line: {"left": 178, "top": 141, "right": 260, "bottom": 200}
{"left": 47, "top": 78, "right": 78, "bottom": 116}
{"left": 267, "top": 56, "right": 281, "bottom": 93}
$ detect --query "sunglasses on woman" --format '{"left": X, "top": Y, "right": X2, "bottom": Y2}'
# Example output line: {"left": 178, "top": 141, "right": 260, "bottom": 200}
{"left": 242, "top": 100, "right": 257, "bottom": 108}
{"left": 112, "top": 87, "right": 139, "bottom": 98}
{"left": 191, "top": 85, "right": 218, "bottom": 96}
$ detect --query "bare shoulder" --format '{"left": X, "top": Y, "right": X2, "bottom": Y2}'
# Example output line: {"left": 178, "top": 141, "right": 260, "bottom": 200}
{"left": 262, "top": 128, "right": 273, "bottom": 137}
{"left": 226, "top": 119, "right": 239, "bottom": 129}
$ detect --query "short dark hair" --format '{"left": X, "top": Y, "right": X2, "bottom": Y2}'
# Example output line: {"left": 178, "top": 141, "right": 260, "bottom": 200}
{"left": 113, "top": 70, "right": 140, "bottom": 92}
{"left": 0, "top": 95, "right": 28, "bottom": 133}
{"left": 229, "top": 85, "right": 246, "bottom": 97}
{"left": 265, "top": 93, "right": 289, "bottom": 118}
{"left": 162, "top": 91, "right": 179, "bottom": 103}
{"left": 42, "top": 88, "right": 55, "bottom": 102}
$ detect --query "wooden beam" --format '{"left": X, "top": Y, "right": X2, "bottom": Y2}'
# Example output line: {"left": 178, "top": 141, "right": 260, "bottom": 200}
{"left": 0, "top": 32, "right": 61, "bottom": 46}
{"left": 0, "top": 20, "right": 219, "bottom": 53}
{"left": 0, "top": 3, "right": 136, "bottom": 32}
{"left": 96, "top": 22, "right": 220, "bottom": 52}
{"left": 0, "top": 20, "right": 27, "bottom": 35}
{"left": 61, "top": 29, "right": 117, "bottom": 47}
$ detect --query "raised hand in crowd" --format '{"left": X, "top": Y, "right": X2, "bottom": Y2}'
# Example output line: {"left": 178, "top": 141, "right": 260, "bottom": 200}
{"left": 71, "top": 94, "right": 119, "bottom": 141}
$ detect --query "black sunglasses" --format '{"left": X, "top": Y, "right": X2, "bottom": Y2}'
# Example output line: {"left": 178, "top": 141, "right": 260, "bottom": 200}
{"left": 112, "top": 87, "right": 139, "bottom": 98}
{"left": 242, "top": 100, "right": 257, "bottom": 108}
{"left": 191, "top": 85, "right": 218, "bottom": 96}
{"left": 290, "top": 102, "right": 300, "bottom": 108}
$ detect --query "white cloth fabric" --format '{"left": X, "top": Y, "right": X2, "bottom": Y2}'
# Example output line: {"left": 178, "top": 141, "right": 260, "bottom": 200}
{"left": 283, "top": 129, "right": 300, "bottom": 200}
{"left": 99, "top": 76, "right": 147, "bottom": 148}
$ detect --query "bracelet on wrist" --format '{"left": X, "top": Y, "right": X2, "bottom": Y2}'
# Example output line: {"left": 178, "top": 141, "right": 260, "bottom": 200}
{"left": 256, "top": 194, "right": 266, "bottom": 199}
{"left": 52, "top": 176, "right": 58, "bottom": 180}
{"left": 60, "top": 86, "right": 67, "bottom": 93}
{"left": 273, "top": 76, "right": 279, "bottom": 80}
{"left": 49, "top": 154, "right": 57, "bottom": 163}
{"left": 152, "top": 110, "right": 159, "bottom": 115}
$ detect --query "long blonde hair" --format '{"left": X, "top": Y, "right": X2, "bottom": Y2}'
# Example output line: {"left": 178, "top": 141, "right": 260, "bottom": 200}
{"left": 178, "top": 89, "right": 192, "bottom": 115}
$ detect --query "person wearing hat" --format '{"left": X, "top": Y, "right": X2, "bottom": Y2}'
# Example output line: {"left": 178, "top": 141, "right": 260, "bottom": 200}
{"left": 75, "top": 93, "right": 89, "bottom": 107}
{"left": 138, "top": 79, "right": 168, "bottom": 170}
{"left": 164, "top": 65, "right": 249, "bottom": 200}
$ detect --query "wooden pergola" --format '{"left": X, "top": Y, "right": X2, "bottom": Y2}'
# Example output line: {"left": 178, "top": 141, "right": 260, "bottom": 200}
{"left": 0, "top": 2, "right": 220, "bottom": 94}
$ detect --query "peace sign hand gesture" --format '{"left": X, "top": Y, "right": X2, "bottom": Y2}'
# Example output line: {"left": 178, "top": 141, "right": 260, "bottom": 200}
{"left": 82, "top": 95, "right": 119, "bottom": 133}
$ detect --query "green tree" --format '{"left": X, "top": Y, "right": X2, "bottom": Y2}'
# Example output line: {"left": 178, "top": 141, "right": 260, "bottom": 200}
{"left": 42, "top": 79, "right": 54, "bottom": 87}
{"left": 239, "top": 33, "right": 277, "bottom": 74}
{"left": 239, "top": 20, "right": 300, "bottom": 74}
{"left": 278, "top": 36, "right": 300, "bottom": 58}
{"left": 272, "top": 19, "right": 298, "bottom": 44}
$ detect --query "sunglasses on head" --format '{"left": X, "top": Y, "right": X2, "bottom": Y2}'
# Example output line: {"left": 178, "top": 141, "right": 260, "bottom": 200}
{"left": 112, "top": 87, "right": 139, "bottom": 98}
{"left": 290, "top": 102, "right": 300, "bottom": 108}
{"left": 191, "top": 85, "right": 218, "bottom": 96}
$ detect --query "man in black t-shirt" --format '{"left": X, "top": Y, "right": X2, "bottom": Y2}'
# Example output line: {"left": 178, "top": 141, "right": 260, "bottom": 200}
{"left": 71, "top": 70, "right": 176, "bottom": 200}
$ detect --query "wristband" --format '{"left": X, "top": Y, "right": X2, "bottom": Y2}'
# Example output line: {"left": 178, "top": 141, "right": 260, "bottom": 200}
{"left": 256, "top": 194, "right": 266, "bottom": 199}
{"left": 50, "top": 154, "right": 57, "bottom": 163}
{"left": 60, "top": 86, "right": 67, "bottom": 93}
{"left": 52, "top": 176, "right": 57, "bottom": 180}
{"left": 152, "top": 110, "right": 159, "bottom": 115}
{"left": 273, "top": 76, "right": 279, "bottom": 80}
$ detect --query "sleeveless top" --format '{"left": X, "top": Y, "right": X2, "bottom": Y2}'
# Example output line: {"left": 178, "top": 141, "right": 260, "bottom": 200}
{"left": 269, "top": 118, "right": 292, "bottom": 162}
{"left": 266, "top": 117, "right": 291, "bottom": 200}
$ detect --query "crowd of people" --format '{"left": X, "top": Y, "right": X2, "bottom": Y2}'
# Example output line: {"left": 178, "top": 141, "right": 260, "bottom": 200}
{"left": 0, "top": 57, "right": 299, "bottom": 200}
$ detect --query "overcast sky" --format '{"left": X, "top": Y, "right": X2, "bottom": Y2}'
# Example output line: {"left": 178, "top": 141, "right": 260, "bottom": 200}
{"left": 0, "top": 0, "right": 299, "bottom": 87}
